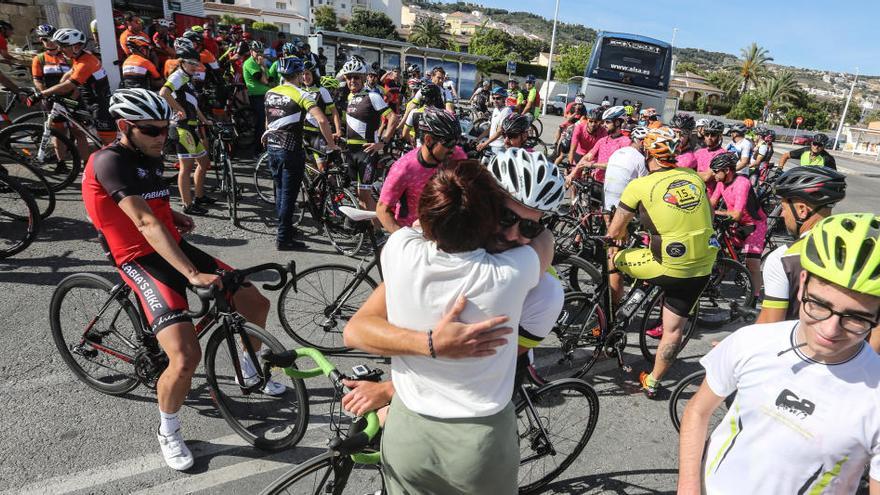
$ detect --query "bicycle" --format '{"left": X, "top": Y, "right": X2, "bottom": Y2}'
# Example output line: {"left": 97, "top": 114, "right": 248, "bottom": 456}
{"left": 0, "top": 150, "right": 55, "bottom": 219}
{"left": 277, "top": 206, "right": 382, "bottom": 353}
{"left": 696, "top": 216, "right": 756, "bottom": 329}
{"left": 206, "top": 122, "right": 240, "bottom": 225}
{"left": 49, "top": 261, "right": 310, "bottom": 451}
{"left": 0, "top": 167, "right": 41, "bottom": 259}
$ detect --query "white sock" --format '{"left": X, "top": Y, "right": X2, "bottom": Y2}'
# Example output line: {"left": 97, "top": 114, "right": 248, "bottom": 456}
{"left": 240, "top": 351, "right": 257, "bottom": 378}
{"left": 159, "top": 410, "right": 180, "bottom": 437}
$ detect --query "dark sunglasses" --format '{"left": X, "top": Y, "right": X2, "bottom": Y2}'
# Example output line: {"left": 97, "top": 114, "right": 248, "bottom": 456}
{"left": 811, "top": 142, "right": 824, "bottom": 147}
{"left": 499, "top": 207, "right": 544, "bottom": 239}
{"left": 131, "top": 123, "right": 169, "bottom": 137}
{"left": 704, "top": 131, "right": 721, "bottom": 137}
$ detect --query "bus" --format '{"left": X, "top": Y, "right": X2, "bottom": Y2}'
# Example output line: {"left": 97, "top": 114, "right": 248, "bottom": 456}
{"left": 580, "top": 31, "right": 675, "bottom": 118}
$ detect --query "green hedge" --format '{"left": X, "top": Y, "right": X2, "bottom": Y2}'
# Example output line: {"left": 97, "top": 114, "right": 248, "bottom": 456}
{"left": 483, "top": 60, "right": 549, "bottom": 79}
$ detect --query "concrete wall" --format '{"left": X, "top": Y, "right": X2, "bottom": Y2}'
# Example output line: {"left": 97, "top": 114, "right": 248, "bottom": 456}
{"left": 0, "top": 0, "right": 45, "bottom": 47}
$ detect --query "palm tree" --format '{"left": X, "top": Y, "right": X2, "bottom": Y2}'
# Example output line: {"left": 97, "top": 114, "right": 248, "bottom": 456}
{"left": 758, "top": 70, "right": 800, "bottom": 114}
{"left": 733, "top": 43, "right": 773, "bottom": 94}
{"left": 409, "top": 17, "right": 448, "bottom": 50}
{"left": 707, "top": 68, "right": 741, "bottom": 101}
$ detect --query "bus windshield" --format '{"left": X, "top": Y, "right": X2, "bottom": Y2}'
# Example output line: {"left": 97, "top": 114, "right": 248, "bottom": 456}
{"left": 597, "top": 38, "right": 666, "bottom": 79}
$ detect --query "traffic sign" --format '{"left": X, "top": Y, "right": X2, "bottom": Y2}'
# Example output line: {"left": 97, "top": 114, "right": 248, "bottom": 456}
{"left": 796, "top": 116, "right": 804, "bottom": 125}
{"left": 506, "top": 61, "right": 517, "bottom": 75}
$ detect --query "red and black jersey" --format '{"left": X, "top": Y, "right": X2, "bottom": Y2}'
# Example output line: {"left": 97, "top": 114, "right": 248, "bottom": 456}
{"left": 82, "top": 143, "right": 180, "bottom": 265}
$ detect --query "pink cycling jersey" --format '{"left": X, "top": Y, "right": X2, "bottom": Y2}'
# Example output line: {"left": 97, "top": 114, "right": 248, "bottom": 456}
{"left": 571, "top": 121, "right": 606, "bottom": 156}
{"left": 693, "top": 146, "right": 726, "bottom": 195}
{"left": 711, "top": 175, "right": 767, "bottom": 226}
{"left": 379, "top": 146, "right": 468, "bottom": 227}
{"left": 588, "top": 134, "right": 630, "bottom": 183}
{"left": 677, "top": 150, "right": 697, "bottom": 170}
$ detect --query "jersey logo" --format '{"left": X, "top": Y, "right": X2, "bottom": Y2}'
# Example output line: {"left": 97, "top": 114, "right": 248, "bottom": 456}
{"left": 775, "top": 389, "right": 815, "bottom": 419}
{"left": 663, "top": 179, "right": 702, "bottom": 211}
{"left": 136, "top": 168, "right": 148, "bottom": 179}
{"left": 666, "top": 242, "right": 686, "bottom": 258}
{"left": 265, "top": 93, "right": 291, "bottom": 106}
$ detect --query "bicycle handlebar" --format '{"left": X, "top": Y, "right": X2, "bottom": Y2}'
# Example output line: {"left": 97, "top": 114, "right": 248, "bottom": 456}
{"left": 185, "top": 261, "right": 296, "bottom": 317}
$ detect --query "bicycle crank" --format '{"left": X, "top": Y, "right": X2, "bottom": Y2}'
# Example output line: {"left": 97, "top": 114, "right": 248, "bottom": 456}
{"left": 603, "top": 331, "right": 632, "bottom": 372}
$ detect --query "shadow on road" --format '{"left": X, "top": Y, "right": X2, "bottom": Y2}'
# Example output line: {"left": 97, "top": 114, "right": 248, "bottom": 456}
{"left": 537, "top": 468, "right": 678, "bottom": 495}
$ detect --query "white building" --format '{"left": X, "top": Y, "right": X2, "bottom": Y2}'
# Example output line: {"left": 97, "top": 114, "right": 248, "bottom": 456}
{"left": 204, "top": 0, "right": 309, "bottom": 34}
{"left": 312, "top": 0, "right": 401, "bottom": 25}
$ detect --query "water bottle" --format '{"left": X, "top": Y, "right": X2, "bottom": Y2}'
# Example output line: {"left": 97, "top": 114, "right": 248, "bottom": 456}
{"left": 619, "top": 287, "right": 647, "bottom": 318}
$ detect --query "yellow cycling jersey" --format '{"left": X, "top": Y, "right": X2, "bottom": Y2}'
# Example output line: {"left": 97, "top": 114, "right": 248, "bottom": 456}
{"left": 618, "top": 167, "right": 718, "bottom": 278}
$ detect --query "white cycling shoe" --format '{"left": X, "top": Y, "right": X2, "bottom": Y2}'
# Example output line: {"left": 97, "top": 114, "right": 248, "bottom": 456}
{"left": 238, "top": 373, "right": 287, "bottom": 396}
{"left": 157, "top": 428, "right": 194, "bottom": 471}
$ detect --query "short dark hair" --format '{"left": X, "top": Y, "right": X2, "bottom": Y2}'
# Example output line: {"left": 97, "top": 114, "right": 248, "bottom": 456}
{"left": 124, "top": 12, "right": 139, "bottom": 23}
{"left": 419, "top": 160, "right": 504, "bottom": 253}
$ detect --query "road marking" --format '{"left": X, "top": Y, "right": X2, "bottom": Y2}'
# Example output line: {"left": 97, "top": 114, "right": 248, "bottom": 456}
{"left": 0, "top": 371, "right": 73, "bottom": 394}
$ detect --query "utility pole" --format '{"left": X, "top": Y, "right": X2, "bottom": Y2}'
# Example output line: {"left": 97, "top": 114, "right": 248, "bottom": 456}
{"left": 541, "top": 0, "right": 560, "bottom": 116}
{"left": 670, "top": 27, "right": 678, "bottom": 76}
{"left": 834, "top": 66, "right": 859, "bottom": 151}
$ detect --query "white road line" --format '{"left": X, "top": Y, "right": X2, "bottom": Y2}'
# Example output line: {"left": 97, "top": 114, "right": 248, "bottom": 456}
{"left": 0, "top": 371, "right": 73, "bottom": 394}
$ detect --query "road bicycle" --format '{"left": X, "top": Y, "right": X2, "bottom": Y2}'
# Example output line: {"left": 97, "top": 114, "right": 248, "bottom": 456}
{"left": 258, "top": 347, "right": 599, "bottom": 495}
{"left": 206, "top": 122, "right": 241, "bottom": 225}
{"left": 0, "top": 166, "right": 40, "bottom": 259}
{"left": 0, "top": 149, "right": 55, "bottom": 219}
{"left": 697, "top": 216, "right": 757, "bottom": 329}
{"left": 49, "top": 261, "right": 310, "bottom": 451}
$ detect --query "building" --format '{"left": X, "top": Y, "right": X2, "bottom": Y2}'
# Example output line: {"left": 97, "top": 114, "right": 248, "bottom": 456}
{"left": 842, "top": 121, "right": 880, "bottom": 158}
{"left": 204, "top": 0, "right": 308, "bottom": 34}
{"left": 668, "top": 71, "right": 724, "bottom": 105}
{"left": 400, "top": 4, "right": 443, "bottom": 27}
{"left": 532, "top": 51, "right": 559, "bottom": 67}
{"left": 312, "top": 0, "right": 401, "bottom": 25}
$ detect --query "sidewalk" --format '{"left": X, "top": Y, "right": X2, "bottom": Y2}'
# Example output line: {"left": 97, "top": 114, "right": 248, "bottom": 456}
{"left": 771, "top": 143, "right": 880, "bottom": 177}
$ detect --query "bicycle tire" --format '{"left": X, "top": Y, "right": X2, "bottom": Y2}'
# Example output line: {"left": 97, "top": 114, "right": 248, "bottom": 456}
{"left": 0, "top": 122, "right": 82, "bottom": 192}
{"left": 637, "top": 290, "right": 701, "bottom": 363}
{"left": 0, "top": 172, "right": 41, "bottom": 259}
{"left": 320, "top": 178, "right": 365, "bottom": 257}
{"left": 531, "top": 118, "right": 543, "bottom": 137}
{"left": 516, "top": 378, "right": 599, "bottom": 494}
{"left": 277, "top": 264, "right": 378, "bottom": 353}
{"left": 49, "top": 273, "right": 142, "bottom": 395}
{"left": 669, "top": 370, "right": 733, "bottom": 433}
{"left": 532, "top": 291, "right": 606, "bottom": 382}
{"left": 551, "top": 254, "right": 602, "bottom": 296}
{"left": 224, "top": 156, "right": 238, "bottom": 226}
{"left": 2, "top": 159, "right": 56, "bottom": 219}
{"left": 253, "top": 152, "right": 276, "bottom": 205}
{"left": 697, "top": 258, "right": 755, "bottom": 329}
{"left": 260, "top": 450, "right": 385, "bottom": 495}
{"left": 205, "top": 321, "right": 309, "bottom": 451}
{"left": 11, "top": 110, "right": 50, "bottom": 125}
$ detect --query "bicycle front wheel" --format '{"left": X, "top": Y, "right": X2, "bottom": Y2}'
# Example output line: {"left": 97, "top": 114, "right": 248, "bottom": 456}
{"left": 517, "top": 378, "right": 599, "bottom": 494}
{"left": 0, "top": 122, "right": 82, "bottom": 192}
{"left": 2, "top": 158, "right": 56, "bottom": 219}
{"left": 253, "top": 152, "right": 275, "bottom": 205}
{"left": 261, "top": 450, "right": 385, "bottom": 495}
{"left": 669, "top": 370, "right": 733, "bottom": 433}
{"left": 0, "top": 173, "right": 41, "bottom": 259}
{"left": 697, "top": 258, "right": 754, "bottom": 329}
{"left": 224, "top": 156, "right": 238, "bottom": 225}
{"left": 205, "top": 322, "right": 309, "bottom": 451}
{"left": 638, "top": 290, "right": 700, "bottom": 363}
{"left": 277, "top": 264, "right": 378, "bottom": 353}
{"left": 531, "top": 291, "right": 606, "bottom": 382}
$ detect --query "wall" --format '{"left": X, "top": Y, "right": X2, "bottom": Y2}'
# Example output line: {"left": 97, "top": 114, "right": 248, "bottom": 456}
{"left": 0, "top": 0, "right": 44, "bottom": 47}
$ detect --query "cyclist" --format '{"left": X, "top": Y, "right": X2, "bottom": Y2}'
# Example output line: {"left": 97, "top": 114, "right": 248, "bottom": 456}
{"left": 121, "top": 35, "right": 163, "bottom": 90}
{"left": 603, "top": 125, "right": 648, "bottom": 215}
{"left": 567, "top": 107, "right": 606, "bottom": 170}
{"left": 475, "top": 87, "right": 513, "bottom": 155}
{"left": 301, "top": 60, "right": 342, "bottom": 171}
{"left": 709, "top": 152, "right": 767, "bottom": 299}
{"left": 299, "top": 39, "right": 321, "bottom": 77}
{"left": 569, "top": 105, "right": 631, "bottom": 189}
{"left": 478, "top": 110, "right": 530, "bottom": 155}
{"left": 670, "top": 113, "right": 697, "bottom": 170}
{"left": 380, "top": 66, "right": 403, "bottom": 114}
{"left": 607, "top": 126, "right": 718, "bottom": 399}
{"left": 678, "top": 213, "right": 880, "bottom": 495}
{"left": 243, "top": 40, "right": 271, "bottom": 153}
{"left": 377, "top": 108, "right": 467, "bottom": 233}
{"left": 267, "top": 41, "right": 295, "bottom": 85}
{"left": 118, "top": 12, "right": 146, "bottom": 56}
{"left": 725, "top": 123, "right": 754, "bottom": 176}
{"left": 470, "top": 79, "right": 491, "bottom": 114}
{"left": 400, "top": 82, "right": 445, "bottom": 146}
{"left": 264, "top": 56, "right": 339, "bottom": 251}
{"left": 365, "top": 64, "right": 385, "bottom": 97}
{"left": 159, "top": 38, "right": 214, "bottom": 215}
{"left": 694, "top": 118, "right": 709, "bottom": 149}
{"left": 553, "top": 104, "right": 584, "bottom": 165}
{"left": 340, "top": 56, "right": 399, "bottom": 214}
{"left": 693, "top": 119, "right": 727, "bottom": 193}
{"left": 750, "top": 127, "right": 775, "bottom": 183}
{"left": 520, "top": 74, "right": 540, "bottom": 120}
{"left": 31, "top": 25, "right": 70, "bottom": 92}
{"left": 778, "top": 132, "right": 837, "bottom": 170}
{"left": 152, "top": 19, "right": 176, "bottom": 73}
{"left": 506, "top": 78, "right": 524, "bottom": 111}
{"left": 401, "top": 66, "right": 454, "bottom": 125}
{"left": 442, "top": 74, "right": 458, "bottom": 100}
{"left": 404, "top": 63, "right": 422, "bottom": 102}
{"left": 81, "top": 88, "right": 282, "bottom": 471}
{"left": 758, "top": 166, "right": 846, "bottom": 324}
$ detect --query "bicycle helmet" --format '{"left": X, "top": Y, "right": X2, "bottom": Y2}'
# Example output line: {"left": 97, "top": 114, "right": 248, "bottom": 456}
{"left": 126, "top": 35, "right": 151, "bottom": 52}
{"left": 174, "top": 37, "right": 199, "bottom": 60}
{"left": 418, "top": 108, "right": 461, "bottom": 142}
{"left": 729, "top": 123, "right": 747, "bottom": 135}
{"left": 502, "top": 113, "right": 531, "bottom": 136}
{"left": 743, "top": 118, "right": 755, "bottom": 128}
{"left": 630, "top": 125, "right": 649, "bottom": 141}
{"left": 320, "top": 75, "right": 341, "bottom": 89}
{"left": 602, "top": 105, "right": 626, "bottom": 121}
{"left": 420, "top": 83, "right": 444, "bottom": 108}
{"left": 35, "top": 24, "right": 56, "bottom": 39}
{"left": 695, "top": 118, "right": 709, "bottom": 129}
{"left": 109, "top": 88, "right": 172, "bottom": 121}
{"left": 278, "top": 56, "right": 304, "bottom": 76}
{"left": 525, "top": 74, "right": 536, "bottom": 83}
{"left": 586, "top": 108, "right": 603, "bottom": 121}
{"left": 709, "top": 152, "right": 738, "bottom": 172}
{"left": 367, "top": 63, "right": 378, "bottom": 76}
{"left": 52, "top": 28, "right": 86, "bottom": 46}
{"left": 624, "top": 105, "right": 635, "bottom": 116}
{"left": 801, "top": 213, "right": 880, "bottom": 297}
{"left": 249, "top": 40, "right": 264, "bottom": 52}
{"left": 488, "top": 148, "right": 565, "bottom": 213}
{"left": 812, "top": 133, "right": 830, "bottom": 147}
{"left": 182, "top": 29, "right": 204, "bottom": 44}
{"left": 340, "top": 57, "right": 367, "bottom": 75}
{"left": 156, "top": 19, "right": 173, "bottom": 28}
{"left": 407, "top": 63, "right": 421, "bottom": 74}
{"left": 481, "top": 80, "right": 491, "bottom": 88}
{"left": 773, "top": 166, "right": 846, "bottom": 207}
{"left": 670, "top": 113, "right": 696, "bottom": 131}
{"left": 491, "top": 87, "right": 507, "bottom": 97}
{"left": 763, "top": 129, "right": 776, "bottom": 142}
{"left": 190, "top": 25, "right": 205, "bottom": 33}
{"left": 704, "top": 119, "right": 725, "bottom": 134}
{"left": 281, "top": 42, "right": 298, "bottom": 57}
{"left": 643, "top": 126, "right": 679, "bottom": 166}
{"left": 641, "top": 107, "right": 657, "bottom": 118}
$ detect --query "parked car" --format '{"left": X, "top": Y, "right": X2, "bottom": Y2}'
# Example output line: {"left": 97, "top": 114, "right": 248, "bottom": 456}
{"left": 545, "top": 94, "right": 568, "bottom": 115}
{"left": 793, "top": 135, "right": 813, "bottom": 145}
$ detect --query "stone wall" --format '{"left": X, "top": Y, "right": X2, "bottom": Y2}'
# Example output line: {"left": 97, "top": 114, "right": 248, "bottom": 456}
{"left": 0, "top": 0, "right": 45, "bottom": 47}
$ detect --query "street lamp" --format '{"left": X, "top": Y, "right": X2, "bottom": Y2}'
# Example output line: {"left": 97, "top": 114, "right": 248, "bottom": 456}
{"left": 670, "top": 27, "right": 678, "bottom": 76}
{"left": 541, "top": 0, "right": 561, "bottom": 116}
{"left": 833, "top": 66, "right": 859, "bottom": 151}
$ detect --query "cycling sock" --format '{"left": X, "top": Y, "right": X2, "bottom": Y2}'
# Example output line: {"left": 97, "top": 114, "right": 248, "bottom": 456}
{"left": 159, "top": 410, "right": 181, "bottom": 436}
{"left": 643, "top": 372, "right": 659, "bottom": 388}
{"left": 240, "top": 351, "right": 257, "bottom": 378}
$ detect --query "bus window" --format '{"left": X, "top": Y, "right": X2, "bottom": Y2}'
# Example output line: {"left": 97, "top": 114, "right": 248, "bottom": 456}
{"left": 405, "top": 55, "right": 424, "bottom": 75}
{"left": 459, "top": 63, "right": 478, "bottom": 99}
{"left": 597, "top": 38, "right": 667, "bottom": 81}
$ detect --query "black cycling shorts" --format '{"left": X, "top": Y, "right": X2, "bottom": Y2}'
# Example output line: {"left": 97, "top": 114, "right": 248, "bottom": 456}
{"left": 346, "top": 147, "right": 380, "bottom": 188}
{"left": 647, "top": 274, "right": 711, "bottom": 318}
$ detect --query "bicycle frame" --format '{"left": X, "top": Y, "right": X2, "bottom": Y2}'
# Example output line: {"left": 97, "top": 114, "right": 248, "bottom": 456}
{"left": 34, "top": 100, "right": 102, "bottom": 163}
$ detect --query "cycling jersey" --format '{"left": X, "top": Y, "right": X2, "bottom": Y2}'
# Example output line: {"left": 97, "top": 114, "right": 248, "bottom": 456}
{"left": 700, "top": 320, "right": 880, "bottom": 494}
{"left": 571, "top": 122, "right": 607, "bottom": 156}
{"left": 524, "top": 87, "right": 540, "bottom": 118}
{"left": 694, "top": 146, "right": 727, "bottom": 195}
{"left": 163, "top": 68, "right": 201, "bottom": 123}
{"left": 408, "top": 86, "right": 453, "bottom": 109}
{"left": 726, "top": 138, "right": 754, "bottom": 176}
{"left": 710, "top": 175, "right": 766, "bottom": 226}
{"left": 789, "top": 146, "right": 837, "bottom": 170}
{"left": 617, "top": 167, "right": 719, "bottom": 278}
{"left": 264, "top": 83, "right": 316, "bottom": 151}
{"left": 68, "top": 50, "right": 111, "bottom": 104}
{"left": 82, "top": 142, "right": 178, "bottom": 265}
{"left": 505, "top": 88, "right": 524, "bottom": 109}
{"left": 242, "top": 56, "right": 270, "bottom": 96}
{"left": 753, "top": 142, "right": 774, "bottom": 164}
{"left": 761, "top": 237, "right": 806, "bottom": 319}
{"left": 603, "top": 146, "right": 647, "bottom": 211}
{"left": 302, "top": 85, "right": 335, "bottom": 132}
{"left": 121, "top": 53, "right": 161, "bottom": 89}
{"left": 0, "top": 32, "right": 7, "bottom": 53}
{"left": 587, "top": 134, "right": 630, "bottom": 183}
{"left": 345, "top": 89, "right": 391, "bottom": 145}
{"left": 677, "top": 149, "right": 698, "bottom": 170}
{"left": 31, "top": 51, "right": 71, "bottom": 88}
{"left": 365, "top": 83, "right": 385, "bottom": 97}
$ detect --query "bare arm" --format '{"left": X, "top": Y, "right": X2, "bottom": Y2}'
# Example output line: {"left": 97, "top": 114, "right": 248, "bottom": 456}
{"left": 330, "top": 106, "right": 342, "bottom": 139}
{"left": 778, "top": 152, "right": 791, "bottom": 169}
{"left": 308, "top": 106, "right": 339, "bottom": 150}
{"left": 40, "top": 80, "right": 76, "bottom": 97}
{"left": 870, "top": 477, "right": 880, "bottom": 495}
{"left": 159, "top": 86, "right": 187, "bottom": 117}
{"left": 756, "top": 306, "right": 786, "bottom": 324}
{"left": 529, "top": 228, "right": 555, "bottom": 273}
{"left": 376, "top": 200, "right": 401, "bottom": 233}
{"left": 607, "top": 209, "right": 635, "bottom": 241}
{"left": 715, "top": 209, "right": 743, "bottom": 223}
{"left": 678, "top": 380, "right": 726, "bottom": 495}
{"left": 735, "top": 154, "right": 750, "bottom": 172}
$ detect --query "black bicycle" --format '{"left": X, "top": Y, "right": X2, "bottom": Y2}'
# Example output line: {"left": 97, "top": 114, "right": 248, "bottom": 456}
{"left": 207, "top": 122, "right": 241, "bottom": 225}
{"left": 0, "top": 166, "right": 41, "bottom": 259}
{"left": 49, "top": 261, "right": 310, "bottom": 451}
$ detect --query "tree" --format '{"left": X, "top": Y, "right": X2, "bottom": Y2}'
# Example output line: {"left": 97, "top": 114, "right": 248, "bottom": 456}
{"left": 313, "top": 6, "right": 338, "bottom": 32}
{"left": 220, "top": 14, "right": 247, "bottom": 27}
{"left": 733, "top": 42, "right": 772, "bottom": 94}
{"left": 345, "top": 9, "right": 400, "bottom": 40}
{"left": 251, "top": 22, "right": 279, "bottom": 32}
{"left": 553, "top": 43, "right": 592, "bottom": 80}
{"left": 727, "top": 90, "right": 765, "bottom": 120}
{"left": 409, "top": 17, "right": 447, "bottom": 49}
{"left": 706, "top": 68, "right": 741, "bottom": 101}
{"left": 757, "top": 70, "right": 800, "bottom": 116}
{"left": 468, "top": 26, "right": 511, "bottom": 61}
{"left": 674, "top": 61, "right": 705, "bottom": 76}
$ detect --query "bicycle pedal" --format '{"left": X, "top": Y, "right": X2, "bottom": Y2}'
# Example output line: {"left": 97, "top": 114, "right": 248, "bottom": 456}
{"left": 73, "top": 343, "right": 98, "bottom": 359}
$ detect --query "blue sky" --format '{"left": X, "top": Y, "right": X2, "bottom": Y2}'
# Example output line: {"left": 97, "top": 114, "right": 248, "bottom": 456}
{"left": 443, "top": 0, "right": 877, "bottom": 76}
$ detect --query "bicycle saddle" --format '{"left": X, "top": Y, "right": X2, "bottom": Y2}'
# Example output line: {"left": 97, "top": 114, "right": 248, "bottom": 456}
{"left": 339, "top": 206, "right": 377, "bottom": 222}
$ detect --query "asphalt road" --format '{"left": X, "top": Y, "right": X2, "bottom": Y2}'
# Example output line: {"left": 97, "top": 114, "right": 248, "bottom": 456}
{"left": 2, "top": 117, "right": 878, "bottom": 495}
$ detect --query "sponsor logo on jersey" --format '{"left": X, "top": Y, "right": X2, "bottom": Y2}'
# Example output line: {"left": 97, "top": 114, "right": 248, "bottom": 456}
{"left": 666, "top": 242, "right": 686, "bottom": 258}
{"left": 663, "top": 179, "right": 702, "bottom": 211}
{"left": 775, "top": 389, "right": 815, "bottom": 419}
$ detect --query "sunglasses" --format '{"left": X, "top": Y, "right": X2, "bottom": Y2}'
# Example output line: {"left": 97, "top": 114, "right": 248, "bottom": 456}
{"left": 811, "top": 142, "right": 824, "bottom": 147}
{"left": 131, "top": 122, "right": 169, "bottom": 138}
{"left": 499, "top": 207, "right": 544, "bottom": 239}
{"left": 704, "top": 131, "right": 721, "bottom": 137}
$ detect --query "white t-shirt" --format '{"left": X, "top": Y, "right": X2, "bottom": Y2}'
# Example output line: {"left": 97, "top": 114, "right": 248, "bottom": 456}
{"left": 382, "top": 228, "right": 541, "bottom": 418}
{"left": 603, "top": 146, "right": 648, "bottom": 211}
{"left": 489, "top": 106, "right": 513, "bottom": 148}
{"left": 700, "top": 320, "right": 880, "bottom": 494}
{"left": 726, "top": 138, "right": 754, "bottom": 176}
{"left": 519, "top": 273, "right": 565, "bottom": 346}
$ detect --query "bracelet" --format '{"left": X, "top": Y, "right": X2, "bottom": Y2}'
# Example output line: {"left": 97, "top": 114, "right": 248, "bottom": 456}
{"left": 427, "top": 329, "right": 437, "bottom": 358}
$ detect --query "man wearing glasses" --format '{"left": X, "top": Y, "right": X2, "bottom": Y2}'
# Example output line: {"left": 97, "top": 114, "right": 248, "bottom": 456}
{"left": 778, "top": 132, "right": 837, "bottom": 170}
{"left": 476, "top": 87, "right": 514, "bottom": 155}
{"left": 693, "top": 119, "right": 728, "bottom": 195}
{"left": 679, "top": 213, "right": 880, "bottom": 495}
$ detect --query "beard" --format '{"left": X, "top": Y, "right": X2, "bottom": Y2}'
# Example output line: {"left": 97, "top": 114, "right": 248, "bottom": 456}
{"left": 485, "top": 233, "right": 521, "bottom": 254}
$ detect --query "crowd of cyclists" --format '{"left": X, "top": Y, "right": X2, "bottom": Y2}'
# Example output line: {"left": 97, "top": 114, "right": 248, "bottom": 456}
{"left": 3, "top": 13, "right": 880, "bottom": 494}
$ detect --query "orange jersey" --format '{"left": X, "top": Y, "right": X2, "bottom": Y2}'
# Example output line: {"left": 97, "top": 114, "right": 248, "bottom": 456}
{"left": 69, "top": 51, "right": 111, "bottom": 101}
{"left": 121, "top": 53, "right": 161, "bottom": 89}
{"left": 31, "top": 51, "right": 71, "bottom": 87}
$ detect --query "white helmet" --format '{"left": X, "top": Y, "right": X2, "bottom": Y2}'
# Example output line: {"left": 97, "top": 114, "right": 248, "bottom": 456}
{"left": 52, "top": 28, "right": 86, "bottom": 46}
{"left": 157, "top": 18, "right": 173, "bottom": 28}
{"left": 340, "top": 57, "right": 367, "bottom": 75}
{"left": 489, "top": 148, "right": 565, "bottom": 213}
{"left": 695, "top": 118, "right": 709, "bottom": 128}
{"left": 630, "top": 125, "right": 649, "bottom": 140}
{"left": 109, "top": 89, "right": 172, "bottom": 121}
{"left": 602, "top": 105, "right": 626, "bottom": 121}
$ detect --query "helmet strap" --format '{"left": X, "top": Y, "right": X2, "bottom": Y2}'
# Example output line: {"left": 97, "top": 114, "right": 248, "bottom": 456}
{"left": 788, "top": 200, "right": 818, "bottom": 235}
{"left": 419, "top": 137, "right": 441, "bottom": 168}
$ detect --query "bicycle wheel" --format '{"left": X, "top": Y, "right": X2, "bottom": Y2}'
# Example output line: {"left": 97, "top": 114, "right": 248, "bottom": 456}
{"left": 224, "top": 156, "right": 238, "bottom": 225}
{"left": 277, "top": 264, "right": 378, "bottom": 353}
{"left": 260, "top": 450, "right": 385, "bottom": 495}
{"left": 551, "top": 254, "right": 602, "bottom": 295}
{"left": 531, "top": 118, "right": 544, "bottom": 137}
{"left": 49, "top": 273, "right": 142, "bottom": 395}
{"left": 0, "top": 122, "right": 82, "bottom": 192}
{"left": 517, "top": 378, "right": 599, "bottom": 494}
{"left": 320, "top": 177, "right": 365, "bottom": 256}
{"left": 0, "top": 173, "right": 41, "bottom": 259}
{"left": 10, "top": 110, "right": 49, "bottom": 124}
{"left": 205, "top": 321, "right": 309, "bottom": 451}
{"left": 253, "top": 152, "right": 275, "bottom": 205}
{"left": 2, "top": 159, "right": 56, "bottom": 219}
{"left": 669, "top": 370, "right": 733, "bottom": 433}
{"left": 531, "top": 291, "right": 606, "bottom": 382}
{"left": 638, "top": 290, "right": 701, "bottom": 363}
{"left": 698, "top": 258, "right": 754, "bottom": 329}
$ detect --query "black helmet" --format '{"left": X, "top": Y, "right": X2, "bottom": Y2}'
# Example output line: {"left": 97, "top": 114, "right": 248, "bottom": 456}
{"left": 670, "top": 113, "right": 695, "bottom": 131}
{"left": 705, "top": 119, "right": 725, "bottom": 134}
{"left": 0, "top": 21, "right": 12, "bottom": 32}
{"left": 502, "top": 113, "right": 530, "bottom": 136}
{"left": 709, "top": 152, "right": 739, "bottom": 171}
{"left": 249, "top": 40, "right": 264, "bottom": 52}
{"left": 181, "top": 29, "right": 204, "bottom": 44}
{"left": 729, "top": 123, "right": 747, "bottom": 135}
{"left": 773, "top": 166, "right": 846, "bottom": 207}
{"left": 418, "top": 107, "right": 461, "bottom": 142}
{"left": 407, "top": 63, "right": 421, "bottom": 73}
{"left": 586, "top": 108, "right": 603, "bottom": 120}
{"left": 811, "top": 133, "right": 830, "bottom": 147}
{"left": 420, "top": 83, "right": 444, "bottom": 108}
